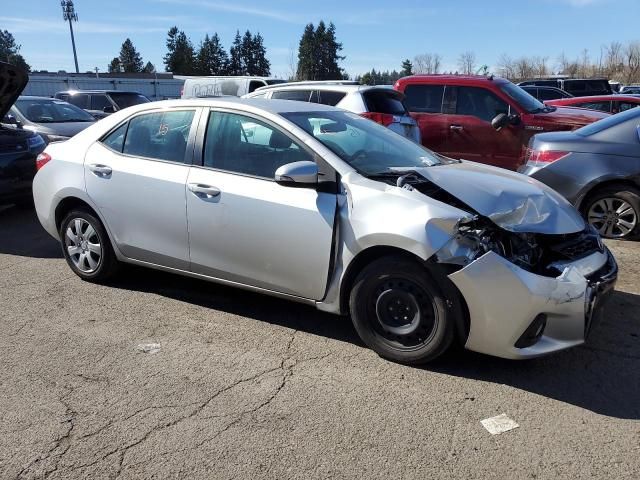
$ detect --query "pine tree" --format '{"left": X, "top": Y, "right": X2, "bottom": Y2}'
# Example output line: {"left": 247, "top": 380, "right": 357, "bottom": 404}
{"left": 196, "top": 33, "right": 229, "bottom": 75}
{"left": 108, "top": 57, "right": 122, "bottom": 73}
{"left": 228, "top": 30, "right": 244, "bottom": 75}
{"left": 401, "top": 59, "right": 413, "bottom": 76}
{"left": 251, "top": 33, "right": 270, "bottom": 76}
{"left": 240, "top": 31, "right": 256, "bottom": 75}
{"left": 143, "top": 61, "right": 156, "bottom": 73}
{"left": 163, "top": 26, "right": 196, "bottom": 74}
{"left": 119, "top": 38, "right": 144, "bottom": 73}
{"left": 296, "top": 23, "right": 317, "bottom": 80}
{"left": 0, "top": 30, "right": 30, "bottom": 72}
{"left": 319, "top": 22, "right": 345, "bottom": 80}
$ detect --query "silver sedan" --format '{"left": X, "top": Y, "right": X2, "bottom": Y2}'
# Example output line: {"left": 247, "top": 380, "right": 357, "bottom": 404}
{"left": 33, "top": 98, "right": 617, "bottom": 365}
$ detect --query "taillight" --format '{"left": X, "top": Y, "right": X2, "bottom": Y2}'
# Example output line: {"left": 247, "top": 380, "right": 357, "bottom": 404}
{"left": 36, "top": 152, "right": 52, "bottom": 170}
{"left": 361, "top": 112, "right": 395, "bottom": 127}
{"left": 524, "top": 148, "right": 570, "bottom": 168}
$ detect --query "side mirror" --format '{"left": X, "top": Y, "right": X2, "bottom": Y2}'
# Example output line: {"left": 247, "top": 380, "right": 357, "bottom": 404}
{"left": 2, "top": 114, "right": 19, "bottom": 125}
{"left": 103, "top": 106, "right": 115, "bottom": 114}
{"left": 275, "top": 161, "right": 318, "bottom": 186}
{"left": 491, "top": 113, "right": 510, "bottom": 131}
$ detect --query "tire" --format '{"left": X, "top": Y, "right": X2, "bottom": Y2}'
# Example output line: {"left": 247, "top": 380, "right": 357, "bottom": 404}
{"left": 59, "top": 208, "right": 119, "bottom": 282}
{"left": 582, "top": 185, "right": 640, "bottom": 240}
{"left": 349, "top": 256, "right": 454, "bottom": 365}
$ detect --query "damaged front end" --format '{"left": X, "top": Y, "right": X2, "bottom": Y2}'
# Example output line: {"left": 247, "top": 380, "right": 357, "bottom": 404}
{"left": 435, "top": 215, "right": 617, "bottom": 359}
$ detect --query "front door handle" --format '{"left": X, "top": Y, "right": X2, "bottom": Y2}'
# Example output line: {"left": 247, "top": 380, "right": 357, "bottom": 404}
{"left": 449, "top": 125, "right": 464, "bottom": 131}
{"left": 188, "top": 183, "right": 221, "bottom": 197}
{"left": 88, "top": 164, "right": 112, "bottom": 176}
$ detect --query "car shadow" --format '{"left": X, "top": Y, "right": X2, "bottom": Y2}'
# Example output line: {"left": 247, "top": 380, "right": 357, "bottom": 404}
{"left": 3, "top": 206, "right": 639, "bottom": 419}
{"left": 0, "top": 204, "right": 62, "bottom": 258}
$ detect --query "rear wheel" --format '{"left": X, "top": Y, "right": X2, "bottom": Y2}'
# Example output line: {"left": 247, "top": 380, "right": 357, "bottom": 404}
{"left": 59, "top": 208, "right": 119, "bottom": 282}
{"left": 583, "top": 185, "right": 640, "bottom": 239}
{"left": 349, "top": 256, "right": 454, "bottom": 365}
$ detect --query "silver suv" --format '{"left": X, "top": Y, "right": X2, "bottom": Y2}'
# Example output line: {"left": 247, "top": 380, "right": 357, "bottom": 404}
{"left": 244, "top": 81, "right": 421, "bottom": 143}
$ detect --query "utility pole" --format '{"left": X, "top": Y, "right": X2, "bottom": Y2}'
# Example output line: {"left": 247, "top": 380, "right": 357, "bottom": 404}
{"left": 61, "top": 1, "right": 79, "bottom": 73}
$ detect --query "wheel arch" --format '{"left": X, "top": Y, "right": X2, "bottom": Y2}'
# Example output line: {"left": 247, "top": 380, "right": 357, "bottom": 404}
{"left": 576, "top": 177, "right": 640, "bottom": 212}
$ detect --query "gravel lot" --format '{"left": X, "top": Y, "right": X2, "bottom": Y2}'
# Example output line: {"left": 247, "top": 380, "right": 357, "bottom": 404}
{"left": 1, "top": 205, "right": 639, "bottom": 479}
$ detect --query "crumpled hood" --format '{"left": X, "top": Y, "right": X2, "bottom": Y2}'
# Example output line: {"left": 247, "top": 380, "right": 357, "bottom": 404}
{"left": 405, "top": 161, "right": 586, "bottom": 234}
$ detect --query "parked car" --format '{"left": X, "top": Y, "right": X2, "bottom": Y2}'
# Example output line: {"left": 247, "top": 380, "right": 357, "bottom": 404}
{"left": 244, "top": 81, "right": 420, "bottom": 143}
{"left": 0, "top": 62, "right": 46, "bottom": 206}
{"left": 619, "top": 86, "right": 640, "bottom": 95}
{"left": 32, "top": 98, "right": 617, "bottom": 364}
{"left": 520, "top": 85, "right": 573, "bottom": 101}
{"left": 6, "top": 96, "right": 95, "bottom": 144}
{"left": 520, "top": 107, "right": 640, "bottom": 239}
{"left": 394, "top": 75, "right": 608, "bottom": 170}
{"left": 54, "top": 90, "right": 150, "bottom": 119}
{"left": 544, "top": 94, "right": 640, "bottom": 114}
{"left": 518, "top": 78, "right": 613, "bottom": 97}
{"left": 181, "top": 76, "right": 286, "bottom": 99}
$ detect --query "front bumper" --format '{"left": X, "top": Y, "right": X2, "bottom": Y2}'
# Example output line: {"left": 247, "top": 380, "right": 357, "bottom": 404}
{"left": 448, "top": 247, "right": 617, "bottom": 359}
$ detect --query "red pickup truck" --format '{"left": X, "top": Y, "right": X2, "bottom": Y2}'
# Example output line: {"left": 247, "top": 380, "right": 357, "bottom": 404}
{"left": 394, "top": 75, "right": 609, "bottom": 170}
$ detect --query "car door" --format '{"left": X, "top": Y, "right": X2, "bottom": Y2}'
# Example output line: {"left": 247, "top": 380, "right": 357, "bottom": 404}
{"left": 443, "top": 86, "right": 521, "bottom": 169}
{"left": 84, "top": 107, "right": 199, "bottom": 269}
{"left": 403, "top": 84, "right": 450, "bottom": 154}
{"left": 186, "top": 109, "right": 337, "bottom": 300}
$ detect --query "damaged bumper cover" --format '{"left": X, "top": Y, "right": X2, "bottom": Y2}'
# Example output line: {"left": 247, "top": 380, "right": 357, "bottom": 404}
{"left": 448, "top": 247, "right": 617, "bottom": 360}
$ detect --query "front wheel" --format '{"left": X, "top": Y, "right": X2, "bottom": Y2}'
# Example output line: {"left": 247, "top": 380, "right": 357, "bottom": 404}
{"left": 349, "top": 256, "right": 454, "bottom": 365}
{"left": 583, "top": 185, "right": 640, "bottom": 239}
{"left": 59, "top": 208, "right": 119, "bottom": 282}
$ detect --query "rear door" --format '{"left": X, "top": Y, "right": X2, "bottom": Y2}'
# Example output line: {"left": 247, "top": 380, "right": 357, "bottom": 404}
{"left": 403, "top": 83, "right": 450, "bottom": 152}
{"left": 84, "top": 107, "right": 199, "bottom": 269}
{"left": 443, "top": 86, "right": 522, "bottom": 169}
{"left": 185, "top": 109, "right": 336, "bottom": 299}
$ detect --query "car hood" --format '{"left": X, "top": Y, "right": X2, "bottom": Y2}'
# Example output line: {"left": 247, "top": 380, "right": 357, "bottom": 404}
{"left": 532, "top": 106, "right": 609, "bottom": 127}
{"left": 0, "top": 62, "right": 28, "bottom": 119}
{"left": 402, "top": 161, "right": 586, "bottom": 234}
{"left": 28, "top": 121, "right": 95, "bottom": 137}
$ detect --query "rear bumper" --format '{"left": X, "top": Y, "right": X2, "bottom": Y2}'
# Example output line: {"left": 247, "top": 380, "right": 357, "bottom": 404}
{"left": 449, "top": 248, "right": 617, "bottom": 360}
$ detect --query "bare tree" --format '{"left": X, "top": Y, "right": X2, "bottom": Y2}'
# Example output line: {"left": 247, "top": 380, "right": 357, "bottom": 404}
{"left": 625, "top": 41, "right": 640, "bottom": 84}
{"left": 604, "top": 41, "right": 624, "bottom": 79}
{"left": 287, "top": 46, "right": 298, "bottom": 81}
{"left": 532, "top": 56, "right": 549, "bottom": 77}
{"left": 557, "top": 52, "right": 579, "bottom": 78}
{"left": 496, "top": 53, "right": 516, "bottom": 80}
{"left": 578, "top": 49, "right": 591, "bottom": 78}
{"left": 413, "top": 52, "right": 442, "bottom": 74}
{"left": 457, "top": 51, "right": 476, "bottom": 75}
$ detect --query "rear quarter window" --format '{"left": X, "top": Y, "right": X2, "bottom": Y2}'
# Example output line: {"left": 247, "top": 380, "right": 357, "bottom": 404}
{"left": 363, "top": 90, "right": 407, "bottom": 115}
{"left": 317, "top": 90, "right": 346, "bottom": 106}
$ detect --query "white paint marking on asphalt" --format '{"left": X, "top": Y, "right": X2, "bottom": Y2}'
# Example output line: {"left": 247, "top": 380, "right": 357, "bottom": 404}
{"left": 480, "top": 413, "right": 519, "bottom": 435}
{"left": 136, "top": 343, "right": 161, "bottom": 354}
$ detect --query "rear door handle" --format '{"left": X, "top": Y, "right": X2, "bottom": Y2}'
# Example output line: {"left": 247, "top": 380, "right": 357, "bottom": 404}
{"left": 188, "top": 183, "right": 220, "bottom": 197}
{"left": 449, "top": 125, "right": 464, "bottom": 131}
{"left": 88, "top": 164, "right": 112, "bottom": 176}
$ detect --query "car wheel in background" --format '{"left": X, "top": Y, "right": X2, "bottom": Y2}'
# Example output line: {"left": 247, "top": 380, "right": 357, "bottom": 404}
{"left": 349, "top": 256, "right": 454, "bottom": 365}
{"left": 583, "top": 185, "right": 640, "bottom": 239}
{"left": 59, "top": 208, "right": 119, "bottom": 281}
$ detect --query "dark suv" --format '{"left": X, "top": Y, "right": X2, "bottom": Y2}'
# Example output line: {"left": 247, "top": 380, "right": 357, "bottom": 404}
{"left": 0, "top": 62, "right": 46, "bottom": 206}
{"left": 394, "top": 75, "right": 608, "bottom": 170}
{"left": 54, "top": 90, "right": 150, "bottom": 119}
{"left": 518, "top": 78, "right": 613, "bottom": 97}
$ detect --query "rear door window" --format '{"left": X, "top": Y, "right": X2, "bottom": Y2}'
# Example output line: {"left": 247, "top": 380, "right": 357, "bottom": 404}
{"left": 619, "top": 102, "right": 639, "bottom": 112}
{"left": 101, "top": 123, "right": 129, "bottom": 152}
{"left": 248, "top": 80, "right": 267, "bottom": 93}
{"left": 122, "top": 109, "right": 195, "bottom": 163}
{"left": 403, "top": 85, "right": 444, "bottom": 113}
{"left": 91, "top": 94, "right": 112, "bottom": 111}
{"left": 66, "top": 94, "right": 89, "bottom": 109}
{"left": 363, "top": 90, "right": 407, "bottom": 115}
{"left": 455, "top": 87, "right": 508, "bottom": 122}
{"left": 317, "top": 90, "right": 346, "bottom": 106}
{"left": 271, "top": 90, "right": 313, "bottom": 102}
{"left": 538, "top": 89, "right": 563, "bottom": 101}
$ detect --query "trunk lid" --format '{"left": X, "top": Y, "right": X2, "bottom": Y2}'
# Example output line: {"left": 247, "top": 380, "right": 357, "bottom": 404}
{"left": 0, "top": 62, "right": 28, "bottom": 120}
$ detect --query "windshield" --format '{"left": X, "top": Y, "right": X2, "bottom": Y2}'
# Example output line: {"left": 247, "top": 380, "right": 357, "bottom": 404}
{"left": 281, "top": 110, "right": 442, "bottom": 175}
{"left": 575, "top": 106, "right": 640, "bottom": 136}
{"left": 500, "top": 82, "right": 547, "bottom": 113}
{"left": 108, "top": 92, "right": 150, "bottom": 109}
{"left": 15, "top": 98, "right": 95, "bottom": 123}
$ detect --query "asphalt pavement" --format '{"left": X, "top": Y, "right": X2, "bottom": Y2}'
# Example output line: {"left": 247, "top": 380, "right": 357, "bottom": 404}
{"left": 1, "top": 205, "right": 639, "bottom": 479}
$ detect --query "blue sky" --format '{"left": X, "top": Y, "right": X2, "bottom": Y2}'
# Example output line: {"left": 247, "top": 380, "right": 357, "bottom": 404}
{"left": 3, "top": 0, "right": 640, "bottom": 77}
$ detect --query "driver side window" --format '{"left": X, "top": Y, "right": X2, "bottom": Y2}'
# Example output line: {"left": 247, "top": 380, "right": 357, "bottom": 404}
{"left": 203, "top": 111, "right": 313, "bottom": 179}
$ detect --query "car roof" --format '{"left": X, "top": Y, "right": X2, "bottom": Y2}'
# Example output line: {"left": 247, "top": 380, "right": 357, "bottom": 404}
{"left": 124, "top": 97, "right": 342, "bottom": 115}
{"left": 18, "top": 95, "right": 60, "bottom": 100}
{"left": 254, "top": 83, "right": 389, "bottom": 94}
{"left": 395, "top": 74, "right": 509, "bottom": 87}
{"left": 56, "top": 90, "right": 141, "bottom": 95}
{"left": 552, "top": 95, "right": 640, "bottom": 102}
